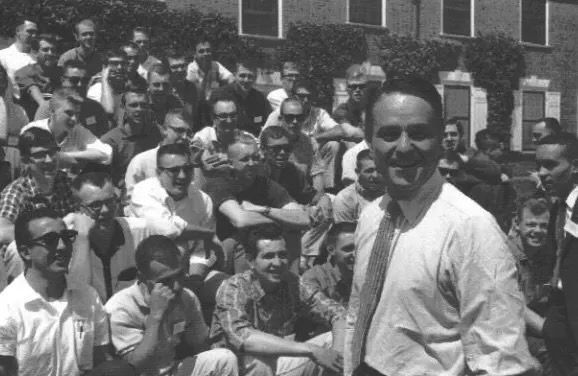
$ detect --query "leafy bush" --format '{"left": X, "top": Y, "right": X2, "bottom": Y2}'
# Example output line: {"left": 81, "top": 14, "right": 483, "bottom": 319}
{"left": 279, "top": 23, "right": 369, "bottom": 110}
{"left": 464, "top": 33, "right": 525, "bottom": 137}
{"left": 0, "top": 0, "right": 263, "bottom": 70}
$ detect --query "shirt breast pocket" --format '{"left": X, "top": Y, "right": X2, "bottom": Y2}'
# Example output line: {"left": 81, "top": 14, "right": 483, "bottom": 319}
{"left": 72, "top": 316, "right": 95, "bottom": 371}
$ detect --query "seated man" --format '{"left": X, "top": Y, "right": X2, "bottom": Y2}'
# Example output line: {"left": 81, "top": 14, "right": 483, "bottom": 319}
{"left": 105, "top": 235, "right": 238, "bottom": 376}
{"left": 67, "top": 171, "right": 157, "bottom": 302}
{"left": 211, "top": 223, "right": 345, "bottom": 376}
{"left": 333, "top": 149, "right": 384, "bottom": 223}
{"left": 125, "top": 109, "right": 192, "bottom": 200}
{"left": 0, "top": 128, "right": 77, "bottom": 250}
{"left": 267, "top": 61, "right": 300, "bottom": 110}
{"left": 21, "top": 87, "right": 113, "bottom": 170}
{"left": 186, "top": 39, "right": 234, "bottom": 101}
{"left": 146, "top": 63, "right": 183, "bottom": 125}
{"left": 331, "top": 64, "right": 368, "bottom": 145}
{"left": 0, "top": 208, "right": 110, "bottom": 376}
{"left": 203, "top": 133, "right": 311, "bottom": 273}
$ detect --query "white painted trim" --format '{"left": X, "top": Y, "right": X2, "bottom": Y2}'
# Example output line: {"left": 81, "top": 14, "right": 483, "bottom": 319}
{"left": 278, "top": 0, "right": 283, "bottom": 38}
{"left": 238, "top": 0, "right": 283, "bottom": 38}
{"left": 346, "top": 0, "right": 387, "bottom": 27}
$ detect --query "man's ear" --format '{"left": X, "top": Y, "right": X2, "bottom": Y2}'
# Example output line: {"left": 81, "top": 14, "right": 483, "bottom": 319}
{"left": 17, "top": 244, "right": 31, "bottom": 264}
{"left": 326, "top": 244, "right": 335, "bottom": 256}
{"left": 512, "top": 215, "right": 521, "bottom": 234}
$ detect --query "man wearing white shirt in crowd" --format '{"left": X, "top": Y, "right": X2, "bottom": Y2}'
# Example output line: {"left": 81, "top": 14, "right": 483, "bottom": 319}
{"left": 125, "top": 109, "right": 192, "bottom": 200}
{"left": 266, "top": 61, "right": 300, "bottom": 111}
{"left": 0, "top": 20, "right": 38, "bottom": 99}
{"left": 341, "top": 140, "right": 369, "bottom": 187}
{"left": 20, "top": 88, "right": 112, "bottom": 170}
{"left": 186, "top": 39, "right": 234, "bottom": 101}
{"left": 131, "top": 27, "right": 161, "bottom": 80}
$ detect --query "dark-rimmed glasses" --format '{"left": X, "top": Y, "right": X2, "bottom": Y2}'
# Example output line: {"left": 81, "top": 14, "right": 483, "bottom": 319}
{"left": 27, "top": 229, "right": 78, "bottom": 250}
{"left": 158, "top": 164, "right": 194, "bottom": 176}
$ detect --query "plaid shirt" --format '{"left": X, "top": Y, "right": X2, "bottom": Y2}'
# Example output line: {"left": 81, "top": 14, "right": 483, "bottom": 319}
{"left": 210, "top": 269, "right": 346, "bottom": 352}
{"left": 0, "top": 171, "right": 77, "bottom": 222}
{"left": 301, "top": 262, "right": 351, "bottom": 307}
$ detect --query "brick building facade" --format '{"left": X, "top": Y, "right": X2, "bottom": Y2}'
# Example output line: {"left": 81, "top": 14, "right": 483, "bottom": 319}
{"left": 168, "top": 0, "right": 578, "bottom": 151}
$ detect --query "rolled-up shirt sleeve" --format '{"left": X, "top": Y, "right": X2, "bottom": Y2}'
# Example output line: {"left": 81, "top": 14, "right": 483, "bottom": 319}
{"left": 298, "top": 280, "right": 346, "bottom": 327}
{"left": 453, "top": 215, "right": 539, "bottom": 375}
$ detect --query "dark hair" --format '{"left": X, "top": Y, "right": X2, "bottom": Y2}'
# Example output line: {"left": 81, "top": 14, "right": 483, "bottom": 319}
{"left": 147, "top": 63, "right": 171, "bottom": 82}
{"left": 49, "top": 87, "right": 84, "bottom": 112}
{"left": 445, "top": 117, "right": 464, "bottom": 136}
{"left": 365, "top": 76, "right": 443, "bottom": 141}
{"left": 132, "top": 26, "right": 150, "bottom": 38}
{"left": 121, "top": 41, "right": 140, "bottom": 52}
{"left": 105, "top": 48, "right": 128, "bottom": 64}
{"left": 194, "top": 38, "right": 211, "bottom": 50}
{"left": 31, "top": 33, "right": 57, "bottom": 51}
{"left": 326, "top": 221, "right": 357, "bottom": 244}
{"left": 121, "top": 85, "right": 148, "bottom": 107}
{"left": 14, "top": 207, "right": 59, "bottom": 251}
{"left": 356, "top": 148, "right": 374, "bottom": 170}
{"left": 62, "top": 60, "right": 87, "bottom": 74}
{"left": 18, "top": 128, "right": 57, "bottom": 158}
{"left": 537, "top": 132, "right": 578, "bottom": 161}
{"left": 236, "top": 59, "right": 257, "bottom": 73}
{"left": 71, "top": 171, "right": 112, "bottom": 191}
{"left": 242, "top": 224, "right": 284, "bottom": 260}
{"left": 291, "top": 80, "right": 315, "bottom": 97}
{"left": 156, "top": 143, "right": 191, "bottom": 166}
{"left": 280, "top": 61, "right": 299, "bottom": 74}
{"left": 74, "top": 19, "right": 96, "bottom": 35}
{"left": 135, "top": 235, "right": 181, "bottom": 277}
{"left": 538, "top": 117, "right": 562, "bottom": 135}
{"left": 163, "top": 48, "right": 186, "bottom": 62}
{"left": 515, "top": 196, "right": 550, "bottom": 221}
{"left": 474, "top": 128, "right": 501, "bottom": 151}
{"left": 279, "top": 97, "right": 303, "bottom": 116}
{"left": 260, "top": 126, "right": 291, "bottom": 148}
{"left": 209, "top": 92, "right": 238, "bottom": 116}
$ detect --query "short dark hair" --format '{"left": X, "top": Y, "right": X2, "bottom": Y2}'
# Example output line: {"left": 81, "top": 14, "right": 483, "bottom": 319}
{"left": 18, "top": 128, "right": 57, "bottom": 158}
{"left": 292, "top": 80, "right": 315, "bottom": 96}
{"left": 14, "top": 207, "right": 60, "bottom": 251}
{"left": 32, "top": 33, "right": 57, "bottom": 51}
{"left": 194, "top": 38, "right": 211, "bottom": 50}
{"left": 132, "top": 26, "right": 149, "bottom": 38}
{"left": 537, "top": 132, "right": 578, "bottom": 161}
{"left": 356, "top": 148, "right": 373, "bottom": 170}
{"left": 538, "top": 117, "right": 562, "bottom": 135}
{"left": 260, "top": 126, "right": 291, "bottom": 148}
{"left": 326, "top": 221, "right": 357, "bottom": 244}
{"left": 71, "top": 171, "right": 112, "bottom": 192}
{"left": 209, "top": 92, "right": 237, "bottom": 116}
{"left": 236, "top": 60, "right": 257, "bottom": 73}
{"left": 156, "top": 143, "right": 191, "bottom": 166}
{"left": 242, "top": 224, "right": 284, "bottom": 260}
{"left": 147, "top": 63, "right": 171, "bottom": 81}
{"left": 105, "top": 48, "right": 128, "bottom": 64}
{"left": 121, "top": 85, "right": 148, "bottom": 107}
{"left": 365, "top": 76, "right": 443, "bottom": 142}
{"left": 445, "top": 117, "right": 464, "bottom": 136}
{"left": 121, "top": 41, "right": 140, "bottom": 52}
{"left": 516, "top": 196, "right": 550, "bottom": 221}
{"left": 163, "top": 48, "right": 186, "bottom": 62}
{"left": 135, "top": 235, "right": 182, "bottom": 277}
{"left": 62, "top": 60, "right": 87, "bottom": 74}
{"left": 474, "top": 128, "right": 501, "bottom": 151}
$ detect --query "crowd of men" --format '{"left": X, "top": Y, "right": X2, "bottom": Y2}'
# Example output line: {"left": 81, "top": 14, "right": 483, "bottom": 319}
{"left": 0, "top": 17, "right": 578, "bottom": 376}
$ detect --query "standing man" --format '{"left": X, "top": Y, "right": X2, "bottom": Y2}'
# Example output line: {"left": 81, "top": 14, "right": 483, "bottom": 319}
{"left": 212, "top": 60, "right": 271, "bottom": 137}
{"left": 58, "top": 19, "right": 102, "bottom": 79}
{"left": 131, "top": 27, "right": 161, "bottom": 79}
{"left": 0, "top": 19, "right": 37, "bottom": 99}
{"left": 186, "top": 39, "right": 234, "bottom": 101}
{"left": 267, "top": 61, "right": 300, "bottom": 110}
{"left": 344, "top": 77, "right": 537, "bottom": 376}
{"left": 532, "top": 117, "right": 562, "bottom": 146}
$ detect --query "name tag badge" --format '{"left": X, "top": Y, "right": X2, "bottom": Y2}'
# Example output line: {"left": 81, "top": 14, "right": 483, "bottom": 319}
{"left": 85, "top": 116, "right": 96, "bottom": 125}
{"left": 254, "top": 116, "right": 262, "bottom": 123}
{"left": 173, "top": 321, "right": 186, "bottom": 335}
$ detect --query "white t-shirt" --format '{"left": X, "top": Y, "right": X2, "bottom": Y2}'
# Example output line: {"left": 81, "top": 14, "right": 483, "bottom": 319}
{"left": 0, "top": 275, "right": 109, "bottom": 376}
{"left": 0, "top": 44, "right": 36, "bottom": 98}
{"left": 124, "top": 145, "right": 160, "bottom": 200}
{"left": 266, "top": 88, "right": 288, "bottom": 111}
{"left": 341, "top": 140, "right": 369, "bottom": 184}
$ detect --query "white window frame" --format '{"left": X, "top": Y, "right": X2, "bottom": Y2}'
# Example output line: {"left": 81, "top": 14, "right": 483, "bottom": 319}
{"left": 238, "top": 0, "right": 283, "bottom": 39}
{"left": 519, "top": 0, "right": 549, "bottom": 46}
{"left": 440, "top": 0, "right": 475, "bottom": 38}
{"left": 346, "top": 0, "right": 387, "bottom": 28}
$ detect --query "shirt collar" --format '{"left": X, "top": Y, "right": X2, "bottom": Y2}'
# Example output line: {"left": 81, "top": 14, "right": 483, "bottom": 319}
{"left": 381, "top": 171, "right": 444, "bottom": 225}
{"left": 246, "top": 269, "right": 291, "bottom": 302}
{"left": 17, "top": 274, "right": 78, "bottom": 304}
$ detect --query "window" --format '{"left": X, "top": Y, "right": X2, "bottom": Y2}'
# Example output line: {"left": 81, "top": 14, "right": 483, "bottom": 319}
{"left": 240, "top": 0, "right": 280, "bottom": 38}
{"left": 348, "top": 0, "right": 385, "bottom": 27}
{"left": 522, "top": 91, "right": 545, "bottom": 150}
{"left": 521, "top": 0, "right": 547, "bottom": 45}
{"left": 444, "top": 86, "right": 471, "bottom": 145}
{"left": 442, "top": 0, "right": 472, "bottom": 36}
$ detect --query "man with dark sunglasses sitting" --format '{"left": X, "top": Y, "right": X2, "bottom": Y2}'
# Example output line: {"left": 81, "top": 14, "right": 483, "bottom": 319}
{"left": 332, "top": 64, "right": 370, "bottom": 145}
{"left": 0, "top": 207, "right": 114, "bottom": 376}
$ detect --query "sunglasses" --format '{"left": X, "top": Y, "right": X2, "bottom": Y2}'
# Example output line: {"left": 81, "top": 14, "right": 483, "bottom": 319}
{"left": 348, "top": 84, "right": 366, "bottom": 91}
{"left": 158, "top": 164, "right": 194, "bottom": 176}
{"left": 27, "top": 229, "right": 78, "bottom": 250}
{"left": 295, "top": 93, "right": 311, "bottom": 100}
{"left": 438, "top": 167, "right": 459, "bottom": 177}
{"left": 214, "top": 112, "right": 238, "bottom": 121}
{"left": 82, "top": 196, "right": 118, "bottom": 213}
{"left": 268, "top": 144, "right": 293, "bottom": 153}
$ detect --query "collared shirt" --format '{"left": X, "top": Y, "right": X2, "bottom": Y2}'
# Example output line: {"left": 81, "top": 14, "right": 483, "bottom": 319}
{"left": 186, "top": 60, "right": 233, "bottom": 101}
{"left": 266, "top": 88, "right": 288, "bottom": 111}
{"left": 264, "top": 106, "right": 338, "bottom": 137}
{"left": 124, "top": 145, "right": 160, "bottom": 200}
{"left": 210, "top": 269, "right": 346, "bottom": 352}
{"left": 0, "top": 170, "right": 76, "bottom": 223}
{"left": 20, "top": 118, "right": 113, "bottom": 166}
{"left": 333, "top": 182, "right": 382, "bottom": 223}
{"left": 58, "top": 47, "right": 103, "bottom": 79}
{"left": 128, "top": 176, "right": 215, "bottom": 258}
{"left": 341, "top": 140, "right": 369, "bottom": 184}
{"left": 101, "top": 121, "right": 161, "bottom": 188}
{"left": 301, "top": 262, "right": 351, "bottom": 307}
{"left": 0, "top": 43, "right": 36, "bottom": 98}
{"left": 344, "top": 172, "right": 538, "bottom": 376}
{"left": 105, "top": 283, "right": 207, "bottom": 376}
{"left": 0, "top": 274, "right": 109, "bottom": 376}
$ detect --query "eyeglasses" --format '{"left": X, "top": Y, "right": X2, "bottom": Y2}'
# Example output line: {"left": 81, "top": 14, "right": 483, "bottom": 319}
{"left": 81, "top": 197, "right": 118, "bottom": 214}
{"left": 197, "top": 48, "right": 211, "bottom": 54}
{"left": 348, "top": 84, "right": 366, "bottom": 91}
{"left": 27, "top": 229, "right": 78, "bottom": 250}
{"left": 295, "top": 93, "right": 311, "bottom": 100}
{"left": 267, "top": 144, "right": 293, "bottom": 153}
{"left": 29, "top": 147, "right": 60, "bottom": 160}
{"left": 282, "top": 114, "right": 305, "bottom": 122}
{"left": 214, "top": 112, "right": 238, "bottom": 121}
{"left": 158, "top": 164, "right": 194, "bottom": 176}
{"left": 438, "top": 167, "right": 459, "bottom": 178}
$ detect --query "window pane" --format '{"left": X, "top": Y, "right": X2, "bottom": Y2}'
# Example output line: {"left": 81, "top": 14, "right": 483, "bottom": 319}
{"left": 522, "top": 91, "right": 545, "bottom": 150}
{"left": 522, "top": 0, "right": 546, "bottom": 45}
{"left": 443, "top": 0, "right": 471, "bottom": 36}
{"left": 444, "top": 86, "right": 471, "bottom": 145}
{"left": 349, "top": 0, "right": 382, "bottom": 26}
{"left": 242, "top": 0, "right": 278, "bottom": 37}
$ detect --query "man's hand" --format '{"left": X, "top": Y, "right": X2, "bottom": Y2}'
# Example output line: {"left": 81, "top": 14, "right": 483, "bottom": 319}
{"left": 72, "top": 212, "right": 95, "bottom": 237}
{"left": 201, "top": 149, "right": 231, "bottom": 172}
{"left": 149, "top": 283, "right": 175, "bottom": 321}
{"left": 308, "top": 344, "right": 343, "bottom": 373}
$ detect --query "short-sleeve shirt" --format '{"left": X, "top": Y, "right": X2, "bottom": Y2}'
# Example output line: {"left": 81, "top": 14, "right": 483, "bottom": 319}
{"left": 0, "top": 275, "right": 109, "bottom": 376}
{"left": 204, "top": 175, "right": 294, "bottom": 240}
{"left": 105, "top": 283, "right": 207, "bottom": 376}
